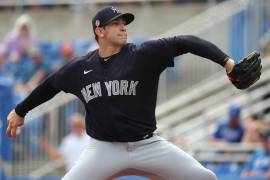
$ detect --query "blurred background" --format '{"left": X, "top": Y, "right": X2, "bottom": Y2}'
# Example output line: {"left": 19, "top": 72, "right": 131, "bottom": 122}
{"left": 0, "top": 0, "right": 270, "bottom": 180}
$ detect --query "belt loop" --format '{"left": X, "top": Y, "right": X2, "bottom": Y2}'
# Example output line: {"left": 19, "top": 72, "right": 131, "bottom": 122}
{"left": 142, "top": 132, "right": 153, "bottom": 140}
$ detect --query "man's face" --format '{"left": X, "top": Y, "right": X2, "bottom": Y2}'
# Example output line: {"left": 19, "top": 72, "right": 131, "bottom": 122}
{"left": 229, "top": 118, "right": 240, "bottom": 127}
{"left": 102, "top": 18, "right": 127, "bottom": 46}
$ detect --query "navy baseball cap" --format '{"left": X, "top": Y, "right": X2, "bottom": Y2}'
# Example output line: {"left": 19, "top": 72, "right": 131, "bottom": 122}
{"left": 92, "top": 6, "right": 134, "bottom": 32}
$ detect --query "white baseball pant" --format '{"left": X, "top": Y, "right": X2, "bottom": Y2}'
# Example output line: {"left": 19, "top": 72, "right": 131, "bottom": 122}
{"left": 61, "top": 135, "right": 217, "bottom": 180}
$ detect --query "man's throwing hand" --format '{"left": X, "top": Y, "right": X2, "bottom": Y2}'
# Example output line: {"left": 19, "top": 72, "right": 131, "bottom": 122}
{"left": 227, "top": 51, "right": 262, "bottom": 89}
{"left": 6, "top": 109, "right": 24, "bottom": 138}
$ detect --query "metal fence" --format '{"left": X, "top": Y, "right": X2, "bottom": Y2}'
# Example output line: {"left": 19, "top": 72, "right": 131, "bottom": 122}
{"left": 157, "top": 0, "right": 270, "bottom": 102}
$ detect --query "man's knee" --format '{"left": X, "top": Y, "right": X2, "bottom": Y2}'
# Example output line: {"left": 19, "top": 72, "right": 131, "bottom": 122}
{"left": 187, "top": 166, "right": 217, "bottom": 180}
{"left": 200, "top": 168, "right": 217, "bottom": 180}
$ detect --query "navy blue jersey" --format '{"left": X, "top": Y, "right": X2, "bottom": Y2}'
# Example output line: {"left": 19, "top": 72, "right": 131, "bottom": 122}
{"left": 49, "top": 41, "right": 175, "bottom": 142}
{"left": 15, "top": 35, "right": 229, "bottom": 142}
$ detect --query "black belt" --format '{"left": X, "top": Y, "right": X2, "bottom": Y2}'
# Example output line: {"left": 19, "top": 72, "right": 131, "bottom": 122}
{"left": 142, "top": 132, "right": 154, "bottom": 140}
{"left": 90, "top": 132, "right": 154, "bottom": 142}
{"left": 130, "top": 132, "right": 154, "bottom": 142}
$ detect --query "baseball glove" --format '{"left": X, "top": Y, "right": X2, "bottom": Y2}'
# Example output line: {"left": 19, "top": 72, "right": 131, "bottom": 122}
{"left": 227, "top": 51, "right": 262, "bottom": 89}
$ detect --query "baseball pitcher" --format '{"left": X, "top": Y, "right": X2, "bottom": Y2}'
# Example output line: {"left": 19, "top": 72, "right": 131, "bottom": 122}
{"left": 6, "top": 7, "right": 261, "bottom": 180}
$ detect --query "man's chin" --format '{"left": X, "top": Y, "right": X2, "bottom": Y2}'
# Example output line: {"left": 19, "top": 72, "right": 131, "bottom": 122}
{"left": 123, "top": 41, "right": 127, "bottom": 45}
{"left": 121, "top": 38, "right": 127, "bottom": 43}
{"left": 116, "top": 40, "right": 127, "bottom": 46}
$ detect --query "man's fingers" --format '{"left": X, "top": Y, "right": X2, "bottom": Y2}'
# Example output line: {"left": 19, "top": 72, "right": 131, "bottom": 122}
{"left": 6, "top": 110, "right": 24, "bottom": 139}
{"left": 8, "top": 120, "right": 15, "bottom": 128}
{"left": 6, "top": 126, "right": 16, "bottom": 138}
{"left": 11, "top": 127, "right": 17, "bottom": 138}
{"left": 16, "top": 127, "right": 22, "bottom": 136}
{"left": 6, "top": 125, "right": 12, "bottom": 137}
{"left": 6, "top": 125, "right": 19, "bottom": 138}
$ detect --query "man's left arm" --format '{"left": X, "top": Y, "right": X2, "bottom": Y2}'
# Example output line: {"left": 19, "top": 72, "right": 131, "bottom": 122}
{"left": 169, "top": 35, "right": 262, "bottom": 89}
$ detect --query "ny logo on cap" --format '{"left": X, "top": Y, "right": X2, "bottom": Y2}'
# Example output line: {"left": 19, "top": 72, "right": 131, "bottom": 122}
{"left": 95, "top": 19, "right": 100, "bottom": 27}
{"left": 111, "top": 7, "right": 120, "bottom": 13}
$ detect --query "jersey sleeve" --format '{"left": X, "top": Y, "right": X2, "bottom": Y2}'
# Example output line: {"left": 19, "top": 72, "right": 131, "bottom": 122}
{"left": 48, "top": 60, "right": 77, "bottom": 93}
{"left": 14, "top": 60, "right": 77, "bottom": 117}
{"left": 138, "top": 38, "right": 176, "bottom": 73}
{"left": 137, "top": 35, "right": 230, "bottom": 73}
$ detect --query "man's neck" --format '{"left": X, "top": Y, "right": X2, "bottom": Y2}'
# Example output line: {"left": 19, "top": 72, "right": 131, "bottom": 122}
{"left": 98, "top": 43, "right": 123, "bottom": 58}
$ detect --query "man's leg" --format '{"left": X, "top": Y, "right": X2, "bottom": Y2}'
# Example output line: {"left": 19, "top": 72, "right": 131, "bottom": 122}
{"left": 130, "top": 136, "right": 217, "bottom": 180}
{"left": 61, "top": 138, "right": 129, "bottom": 180}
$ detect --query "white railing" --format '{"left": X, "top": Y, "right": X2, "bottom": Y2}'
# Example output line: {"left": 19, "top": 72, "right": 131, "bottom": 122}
{"left": 158, "top": 0, "right": 248, "bottom": 37}
{"left": 188, "top": 142, "right": 261, "bottom": 161}
{"left": 156, "top": 0, "right": 269, "bottom": 101}
{"left": 24, "top": 92, "right": 77, "bottom": 124}
{"left": 158, "top": 57, "right": 270, "bottom": 143}
{"left": 11, "top": 97, "right": 84, "bottom": 177}
{"left": 157, "top": 57, "right": 270, "bottom": 132}
{"left": 155, "top": 0, "right": 258, "bottom": 116}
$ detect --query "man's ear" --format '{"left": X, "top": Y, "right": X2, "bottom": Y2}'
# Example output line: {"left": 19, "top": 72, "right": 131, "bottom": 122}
{"left": 95, "top": 27, "right": 104, "bottom": 38}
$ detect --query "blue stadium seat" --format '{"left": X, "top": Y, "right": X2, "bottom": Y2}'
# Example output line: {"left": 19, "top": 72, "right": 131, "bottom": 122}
{"left": 0, "top": 171, "right": 6, "bottom": 180}
{"left": 217, "top": 163, "right": 232, "bottom": 174}
{"left": 217, "top": 174, "right": 240, "bottom": 180}
{"left": 218, "top": 174, "right": 266, "bottom": 180}
{"left": 39, "top": 42, "right": 54, "bottom": 54}
{"left": 39, "top": 42, "right": 61, "bottom": 62}
{"left": 73, "top": 40, "right": 92, "bottom": 53}
{"left": 241, "top": 177, "right": 266, "bottom": 180}
{"left": 0, "top": 82, "right": 14, "bottom": 161}
{"left": 202, "top": 162, "right": 220, "bottom": 174}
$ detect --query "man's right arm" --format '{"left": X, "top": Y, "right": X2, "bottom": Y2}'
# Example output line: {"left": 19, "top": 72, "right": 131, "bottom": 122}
{"left": 7, "top": 76, "right": 61, "bottom": 138}
{"left": 6, "top": 57, "right": 79, "bottom": 138}
{"left": 15, "top": 77, "right": 61, "bottom": 117}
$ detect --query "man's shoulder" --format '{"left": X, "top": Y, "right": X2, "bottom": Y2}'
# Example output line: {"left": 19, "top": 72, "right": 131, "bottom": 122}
{"left": 119, "top": 41, "right": 161, "bottom": 54}
{"left": 123, "top": 42, "right": 147, "bottom": 56}
{"left": 123, "top": 43, "right": 136, "bottom": 52}
{"left": 126, "top": 39, "right": 162, "bottom": 53}
{"left": 74, "top": 50, "right": 97, "bottom": 63}
{"left": 66, "top": 50, "right": 97, "bottom": 68}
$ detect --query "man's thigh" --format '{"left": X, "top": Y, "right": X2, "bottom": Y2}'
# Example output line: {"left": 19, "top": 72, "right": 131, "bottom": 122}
{"left": 62, "top": 138, "right": 129, "bottom": 180}
{"left": 130, "top": 137, "right": 216, "bottom": 180}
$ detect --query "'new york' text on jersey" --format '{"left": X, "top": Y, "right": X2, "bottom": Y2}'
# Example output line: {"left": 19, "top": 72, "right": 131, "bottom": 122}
{"left": 49, "top": 37, "right": 207, "bottom": 142}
